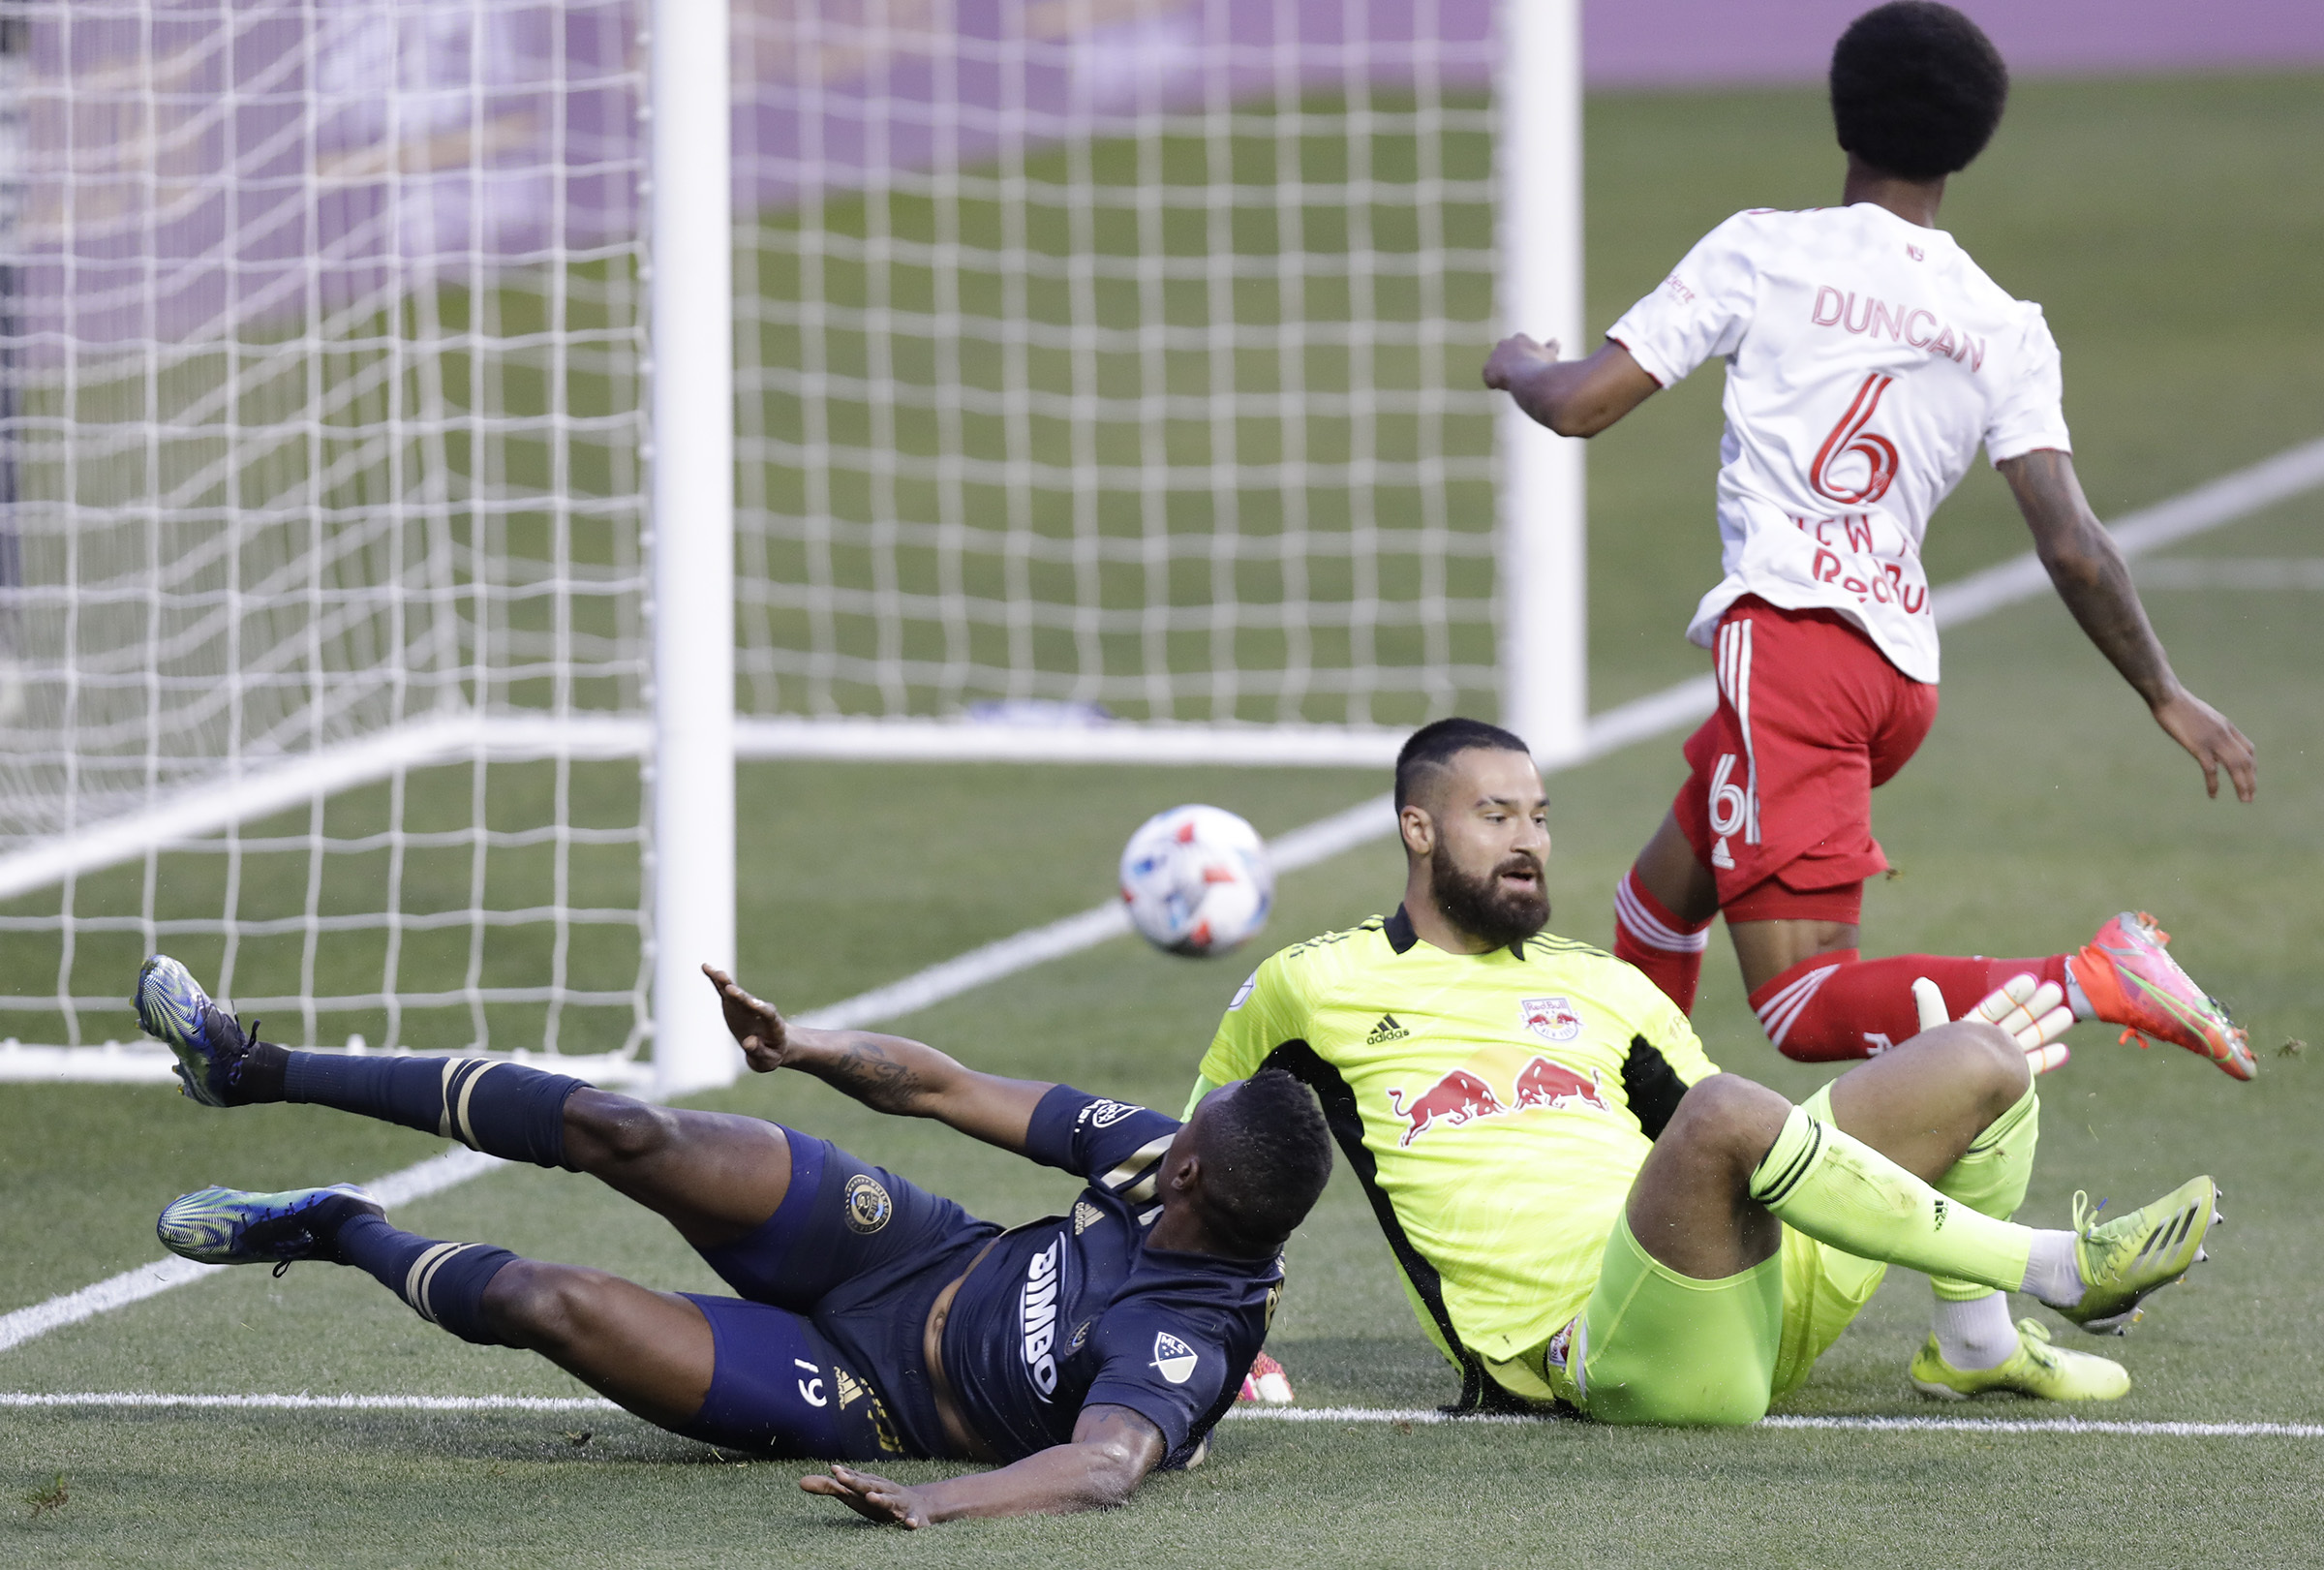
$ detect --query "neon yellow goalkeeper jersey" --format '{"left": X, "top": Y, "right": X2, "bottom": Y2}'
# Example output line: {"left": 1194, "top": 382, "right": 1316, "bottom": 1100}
{"left": 1195, "top": 907, "right": 1718, "bottom": 1401}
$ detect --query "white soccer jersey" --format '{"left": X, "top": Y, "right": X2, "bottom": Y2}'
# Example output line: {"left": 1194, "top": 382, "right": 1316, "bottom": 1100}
{"left": 1607, "top": 202, "right": 2071, "bottom": 684}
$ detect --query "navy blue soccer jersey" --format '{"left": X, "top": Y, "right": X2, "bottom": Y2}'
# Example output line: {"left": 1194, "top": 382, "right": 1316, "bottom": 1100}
{"left": 940, "top": 1085, "right": 1283, "bottom": 1465}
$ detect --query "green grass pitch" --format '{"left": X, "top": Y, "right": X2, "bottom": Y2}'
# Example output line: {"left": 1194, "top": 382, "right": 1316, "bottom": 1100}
{"left": 5, "top": 72, "right": 2324, "bottom": 1566}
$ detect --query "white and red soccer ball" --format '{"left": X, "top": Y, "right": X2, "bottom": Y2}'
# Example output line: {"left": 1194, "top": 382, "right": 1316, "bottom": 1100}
{"left": 1119, "top": 804, "right": 1273, "bottom": 958}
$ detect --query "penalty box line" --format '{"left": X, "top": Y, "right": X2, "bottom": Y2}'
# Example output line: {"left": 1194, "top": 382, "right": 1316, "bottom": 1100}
{"left": 0, "top": 1392, "right": 2319, "bottom": 1440}
{"left": 6, "top": 432, "right": 2321, "bottom": 1361}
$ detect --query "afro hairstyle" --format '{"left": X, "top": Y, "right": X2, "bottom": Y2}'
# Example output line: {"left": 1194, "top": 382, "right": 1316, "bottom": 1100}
{"left": 1830, "top": 2, "right": 2009, "bottom": 180}
{"left": 1196, "top": 1068, "right": 1332, "bottom": 1253}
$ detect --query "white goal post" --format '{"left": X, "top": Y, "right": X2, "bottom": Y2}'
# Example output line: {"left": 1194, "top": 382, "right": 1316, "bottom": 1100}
{"left": 1493, "top": 0, "right": 1588, "bottom": 766}
{"left": 646, "top": 0, "right": 739, "bottom": 1095}
{"left": 0, "top": 0, "right": 1581, "bottom": 1091}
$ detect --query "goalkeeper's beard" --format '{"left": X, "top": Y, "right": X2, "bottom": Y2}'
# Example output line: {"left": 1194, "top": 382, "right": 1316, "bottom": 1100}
{"left": 1428, "top": 846, "right": 1549, "bottom": 948}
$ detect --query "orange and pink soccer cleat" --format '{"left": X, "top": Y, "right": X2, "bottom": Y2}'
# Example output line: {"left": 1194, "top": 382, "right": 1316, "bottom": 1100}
{"left": 2071, "top": 912, "right": 2253, "bottom": 1081}
{"left": 1237, "top": 1351, "right": 1295, "bottom": 1405}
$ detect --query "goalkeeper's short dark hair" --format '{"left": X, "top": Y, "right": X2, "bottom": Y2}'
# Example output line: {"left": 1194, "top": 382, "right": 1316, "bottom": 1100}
{"left": 1394, "top": 717, "right": 1531, "bottom": 813}
{"left": 1829, "top": 2, "right": 2009, "bottom": 180}
{"left": 1197, "top": 1068, "right": 1331, "bottom": 1253}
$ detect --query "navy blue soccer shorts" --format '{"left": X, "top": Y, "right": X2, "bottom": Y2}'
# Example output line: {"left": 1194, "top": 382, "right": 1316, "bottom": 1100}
{"left": 671, "top": 1127, "right": 998, "bottom": 1460}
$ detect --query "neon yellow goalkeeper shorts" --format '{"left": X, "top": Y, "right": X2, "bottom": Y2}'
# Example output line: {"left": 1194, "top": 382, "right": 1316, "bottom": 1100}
{"left": 1537, "top": 1084, "right": 1889, "bottom": 1426}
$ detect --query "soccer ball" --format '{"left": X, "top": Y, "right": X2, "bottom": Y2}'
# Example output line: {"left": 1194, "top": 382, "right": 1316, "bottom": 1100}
{"left": 1119, "top": 805, "right": 1274, "bottom": 957}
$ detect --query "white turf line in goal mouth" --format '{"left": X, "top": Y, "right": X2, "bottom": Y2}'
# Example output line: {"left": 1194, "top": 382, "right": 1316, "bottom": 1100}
{"left": 5, "top": 433, "right": 2321, "bottom": 1364}
{"left": 0, "top": 1147, "right": 501, "bottom": 1355}
{"left": 0, "top": 1392, "right": 2318, "bottom": 1440}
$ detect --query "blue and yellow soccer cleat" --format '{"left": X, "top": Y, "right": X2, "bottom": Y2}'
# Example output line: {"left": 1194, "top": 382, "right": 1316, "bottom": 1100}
{"left": 157, "top": 1184, "right": 381, "bottom": 1268}
{"left": 2057, "top": 1177, "right": 2220, "bottom": 1336}
{"left": 135, "top": 954, "right": 260, "bottom": 1107}
{"left": 1910, "top": 1319, "right": 2129, "bottom": 1401}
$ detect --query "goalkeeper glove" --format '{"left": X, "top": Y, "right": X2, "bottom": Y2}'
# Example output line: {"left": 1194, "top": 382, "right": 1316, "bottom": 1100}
{"left": 1913, "top": 971, "right": 2072, "bottom": 1075}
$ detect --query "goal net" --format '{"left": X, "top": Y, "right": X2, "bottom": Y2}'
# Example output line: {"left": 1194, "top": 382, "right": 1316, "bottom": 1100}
{"left": 0, "top": 1, "right": 1575, "bottom": 1083}
{"left": 730, "top": 1, "right": 1505, "bottom": 760}
{"left": 0, "top": 2, "right": 655, "bottom": 1076}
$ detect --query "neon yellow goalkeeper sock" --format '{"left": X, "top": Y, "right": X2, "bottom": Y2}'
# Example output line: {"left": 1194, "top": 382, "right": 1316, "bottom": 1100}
{"left": 1749, "top": 1104, "right": 2032, "bottom": 1294}
{"left": 1928, "top": 1079, "right": 2040, "bottom": 1302}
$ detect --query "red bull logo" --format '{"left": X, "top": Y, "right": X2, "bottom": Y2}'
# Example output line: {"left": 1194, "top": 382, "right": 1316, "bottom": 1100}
{"left": 1386, "top": 1056, "right": 1610, "bottom": 1145}
{"left": 1385, "top": 1069, "right": 1506, "bottom": 1147}
{"left": 1522, "top": 996, "right": 1584, "bottom": 1042}
{"left": 1513, "top": 1055, "right": 1611, "bottom": 1115}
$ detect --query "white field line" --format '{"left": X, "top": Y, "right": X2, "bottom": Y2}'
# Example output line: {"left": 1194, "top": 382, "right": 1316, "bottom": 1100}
{"left": 1927, "top": 434, "right": 2324, "bottom": 627}
{"left": 1234, "top": 1407, "right": 2324, "bottom": 1437}
{"left": 1233, "top": 1406, "right": 2324, "bottom": 1437}
{"left": 2134, "top": 557, "right": 2324, "bottom": 590}
{"left": 2, "top": 1392, "right": 2318, "bottom": 1440}
{"left": 0, "top": 1392, "right": 619, "bottom": 1411}
{"left": 1235, "top": 1407, "right": 2324, "bottom": 1437}
{"left": 0, "top": 1148, "right": 501, "bottom": 1355}
{"left": 7, "top": 435, "right": 2320, "bottom": 1357}
{"left": 1755, "top": 1415, "right": 2324, "bottom": 1437}
{"left": 793, "top": 789, "right": 1408, "bottom": 1031}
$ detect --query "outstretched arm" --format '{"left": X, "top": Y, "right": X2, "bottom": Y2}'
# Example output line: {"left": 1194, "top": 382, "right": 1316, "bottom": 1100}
{"left": 801, "top": 1405, "right": 1164, "bottom": 1529}
{"left": 1483, "top": 334, "right": 1661, "bottom": 438}
{"left": 702, "top": 966, "right": 1053, "bottom": 1154}
{"left": 1998, "top": 448, "right": 2256, "bottom": 802}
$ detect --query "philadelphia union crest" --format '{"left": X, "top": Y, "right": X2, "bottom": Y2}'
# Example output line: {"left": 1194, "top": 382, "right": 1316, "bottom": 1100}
{"left": 842, "top": 1173, "right": 894, "bottom": 1234}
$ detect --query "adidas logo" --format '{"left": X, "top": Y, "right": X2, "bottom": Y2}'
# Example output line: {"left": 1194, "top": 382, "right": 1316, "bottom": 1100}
{"left": 1366, "top": 1013, "right": 1411, "bottom": 1045}
{"left": 1072, "top": 1200, "right": 1105, "bottom": 1236}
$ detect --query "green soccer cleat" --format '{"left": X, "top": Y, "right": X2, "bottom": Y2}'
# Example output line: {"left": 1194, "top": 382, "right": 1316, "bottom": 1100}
{"left": 1911, "top": 1318, "right": 2129, "bottom": 1401}
{"left": 158, "top": 1184, "right": 381, "bottom": 1268}
{"left": 135, "top": 954, "right": 264, "bottom": 1107}
{"left": 2056, "top": 1177, "right": 2219, "bottom": 1336}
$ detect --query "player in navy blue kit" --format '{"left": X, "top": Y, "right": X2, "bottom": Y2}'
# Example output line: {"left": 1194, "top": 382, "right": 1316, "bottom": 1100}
{"left": 136, "top": 954, "right": 1332, "bottom": 1527}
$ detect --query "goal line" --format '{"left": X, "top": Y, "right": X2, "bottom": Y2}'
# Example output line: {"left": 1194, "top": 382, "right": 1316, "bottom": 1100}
{"left": 2, "top": 1392, "right": 2317, "bottom": 1439}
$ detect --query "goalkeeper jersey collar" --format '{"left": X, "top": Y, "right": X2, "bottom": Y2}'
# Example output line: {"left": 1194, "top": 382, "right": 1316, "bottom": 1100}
{"left": 1383, "top": 903, "right": 1536, "bottom": 962}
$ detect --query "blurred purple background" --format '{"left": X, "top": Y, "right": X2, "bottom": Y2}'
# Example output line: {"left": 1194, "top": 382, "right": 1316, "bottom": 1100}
{"left": 1587, "top": 0, "right": 2324, "bottom": 86}
{"left": 12, "top": 0, "right": 2322, "bottom": 345}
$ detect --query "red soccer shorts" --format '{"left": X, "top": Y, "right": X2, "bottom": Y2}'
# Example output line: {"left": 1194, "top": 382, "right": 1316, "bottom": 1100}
{"left": 1672, "top": 596, "right": 1939, "bottom": 920}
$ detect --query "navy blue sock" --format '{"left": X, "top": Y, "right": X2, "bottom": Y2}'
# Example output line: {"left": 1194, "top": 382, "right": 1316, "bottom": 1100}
{"left": 335, "top": 1212, "right": 519, "bottom": 1346}
{"left": 284, "top": 1055, "right": 582, "bottom": 1169}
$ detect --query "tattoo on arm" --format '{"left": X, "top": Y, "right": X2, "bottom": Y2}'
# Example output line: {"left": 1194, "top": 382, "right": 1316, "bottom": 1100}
{"left": 2007, "top": 450, "right": 2177, "bottom": 702}
{"left": 821, "top": 1037, "right": 928, "bottom": 1113}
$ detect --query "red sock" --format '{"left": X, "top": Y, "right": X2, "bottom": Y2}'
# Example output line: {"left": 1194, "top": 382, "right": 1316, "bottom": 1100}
{"left": 1749, "top": 950, "right": 2072, "bottom": 1062}
{"left": 1613, "top": 869, "right": 1713, "bottom": 1014}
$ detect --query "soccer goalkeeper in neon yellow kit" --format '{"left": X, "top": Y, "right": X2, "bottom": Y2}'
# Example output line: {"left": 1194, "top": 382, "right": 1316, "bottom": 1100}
{"left": 1189, "top": 721, "right": 2220, "bottom": 1421}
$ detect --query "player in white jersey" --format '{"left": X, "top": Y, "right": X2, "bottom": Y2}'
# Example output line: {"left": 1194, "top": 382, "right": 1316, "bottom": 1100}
{"left": 1616, "top": 193, "right": 2062, "bottom": 690}
{"left": 1485, "top": 3, "right": 2255, "bottom": 1395}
